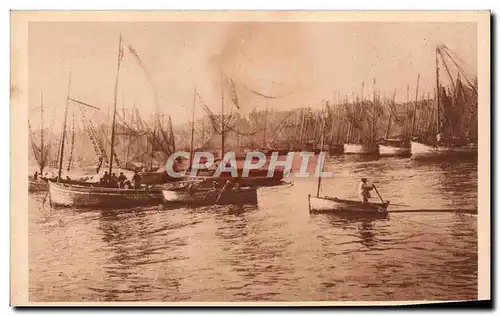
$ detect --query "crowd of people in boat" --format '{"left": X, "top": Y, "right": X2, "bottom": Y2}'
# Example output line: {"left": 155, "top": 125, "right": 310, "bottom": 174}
{"left": 98, "top": 170, "right": 142, "bottom": 189}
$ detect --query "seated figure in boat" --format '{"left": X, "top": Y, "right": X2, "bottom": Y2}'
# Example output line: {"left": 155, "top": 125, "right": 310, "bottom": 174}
{"left": 117, "top": 172, "right": 127, "bottom": 188}
{"left": 358, "top": 178, "right": 374, "bottom": 203}
{"left": 233, "top": 182, "right": 241, "bottom": 192}
{"left": 132, "top": 171, "right": 142, "bottom": 189}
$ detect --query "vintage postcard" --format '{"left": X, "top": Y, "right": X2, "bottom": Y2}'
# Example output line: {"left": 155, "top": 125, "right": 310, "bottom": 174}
{"left": 11, "top": 11, "right": 490, "bottom": 306}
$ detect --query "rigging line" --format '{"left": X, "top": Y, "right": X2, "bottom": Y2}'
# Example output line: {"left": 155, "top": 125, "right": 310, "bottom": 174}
{"left": 441, "top": 48, "right": 477, "bottom": 94}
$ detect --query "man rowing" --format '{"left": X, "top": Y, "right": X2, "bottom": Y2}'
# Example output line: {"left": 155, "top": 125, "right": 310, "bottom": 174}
{"left": 358, "top": 178, "right": 374, "bottom": 203}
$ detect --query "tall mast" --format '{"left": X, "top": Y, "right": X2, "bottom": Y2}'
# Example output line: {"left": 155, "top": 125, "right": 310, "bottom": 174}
{"left": 262, "top": 100, "right": 268, "bottom": 148}
{"left": 150, "top": 122, "right": 156, "bottom": 170}
{"left": 57, "top": 72, "right": 72, "bottom": 181}
{"left": 435, "top": 45, "right": 441, "bottom": 136}
{"left": 385, "top": 91, "right": 396, "bottom": 139}
{"left": 108, "top": 34, "right": 123, "bottom": 177}
{"left": 371, "top": 78, "right": 376, "bottom": 144}
{"left": 316, "top": 102, "right": 326, "bottom": 197}
{"left": 40, "top": 90, "right": 44, "bottom": 174}
{"left": 189, "top": 87, "right": 196, "bottom": 169}
{"left": 411, "top": 73, "right": 420, "bottom": 136}
{"left": 220, "top": 70, "right": 225, "bottom": 158}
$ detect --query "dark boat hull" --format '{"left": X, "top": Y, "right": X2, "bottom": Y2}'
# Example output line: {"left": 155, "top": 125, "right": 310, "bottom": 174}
{"left": 48, "top": 181, "right": 163, "bottom": 208}
{"left": 162, "top": 187, "right": 258, "bottom": 206}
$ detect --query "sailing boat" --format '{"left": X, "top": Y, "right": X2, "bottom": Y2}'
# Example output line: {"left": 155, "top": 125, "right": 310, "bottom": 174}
{"left": 184, "top": 75, "right": 285, "bottom": 187}
{"left": 343, "top": 82, "right": 380, "bottom": 155}
{"left": 28, "top": 91, "right": 52, "bottom": 192}
{"left": 378, "top": 90, "right": 411, "bottom": 157}
{"left": 48, "top": 35, "right": 163, "bottom": 208}
{"left": 308, "top": 103, "right": 389, "bottom": 217}
{"left": 410, "top": 44, "right": 478, "bottom": 160}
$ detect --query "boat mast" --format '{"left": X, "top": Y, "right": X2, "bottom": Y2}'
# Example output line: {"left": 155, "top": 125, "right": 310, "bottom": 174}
{"left": 40, "top": 90, "right": 44, "bottom": 175}
{"left": 57, "top": 72, "right": 72, "bottom": 181}
{"left": 316, "top": 102, "right": 326, "bottom": 197}
{"left": 385, "top": 91, "right": 395, "bottom": 139}
{"left": 435, "top": 45, "right": 441, "bottom": 137}
{"left": 411, "top": 73, "right": 420, "bottom": 136}
{"left": 262, "top": 100, "right": 268, "bottom": 148}
{"left": 220, "top": 70, "right": 225, "bottom": 158}
{"left": 189, "top": 87, "right": 196, "bottom": 169}
{"left": 371, "top": 78, "right": 376, "bottom": 144}
{"left": 108, "top": 34, "right": 123, "bottom": 177}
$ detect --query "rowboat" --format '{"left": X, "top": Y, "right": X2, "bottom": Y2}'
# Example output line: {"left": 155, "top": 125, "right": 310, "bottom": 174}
{"left": 29, "top": 180, "right": 48, "bottom": 193}
{"left": 48, "top": 180, "right": 163, "bottom": 208}
{"left": 308, "top": 195, "right": 390, "bottom": 217}
{"left": 162, "top": 186, "right": 258, "bottom": 206}
{"left": 343, "top": 143, "right": 379, "bottom": 155}
{"left": 410, "top": 141, "right": 477, "bottom": 160}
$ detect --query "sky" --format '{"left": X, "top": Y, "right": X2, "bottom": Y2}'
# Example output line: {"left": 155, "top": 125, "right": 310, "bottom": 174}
{"left": 28, "top": 21, "right": 477, "bottom": 127}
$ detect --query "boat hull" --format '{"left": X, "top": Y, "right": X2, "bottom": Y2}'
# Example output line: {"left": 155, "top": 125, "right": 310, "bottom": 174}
{"left": 328, "top": 143, "right": 344, "bottom": 154}
{"left": 308, "top": 195, "right": 389, "bottom": 217}
{"left": 185, "top": 169, "right": 285, "bottom": 187}
{"left": 410, "top": 141, "right": 478, "bottom": 160}
{"left": 29, "top": 180, "right": 48, "bottom": 193}
{"left": 343, "top": 143, "right": 379, "bottom": 155}
{"left": 378, "top": 144, "right": 411, "bottom": 157}
{"left": 139, "top": 171, "right": 181, "bottom": 185}
{"left": 162, "top": 187, "right": 258, "bottom": 206}
{"left": 48, "top": 181, "right": 164, "bottom": 208}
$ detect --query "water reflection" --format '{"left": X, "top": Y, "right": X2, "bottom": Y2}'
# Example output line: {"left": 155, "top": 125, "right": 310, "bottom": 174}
{"left": 29, "top": 159, "right": 478, "bottom": 302}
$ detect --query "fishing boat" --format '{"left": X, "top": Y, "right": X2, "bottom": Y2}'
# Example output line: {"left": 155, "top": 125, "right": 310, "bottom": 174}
{"left": 309, "top": 103, "right": 390, "bottom": 218}
{"left": 48, "top": 35, "right": 164, "bottom": 208}
{"left": 308, "top": 195, "right": 389, "bottom": 217}
{"left": 410, "top": 140, "right": 477, "bottom": 160}
{"left": 328, "top": 143, "right": 344, "bottom": 155}
{"left": 162, "top": 185, "right": 257, "bottom": 206}
{"left": 378, "top": 139, "right": 411, "bottom": 157}
{"left": 410, "top": 44, "right": 478, "bottom": 160}
{"left": 48, "top": 180, "right": 163, "bottom": 207}
{"left": 343, "top": 143, "right": 379, "bottom": 155}
{"left": 29, "top": 179, "right": 48, "bottom": 192}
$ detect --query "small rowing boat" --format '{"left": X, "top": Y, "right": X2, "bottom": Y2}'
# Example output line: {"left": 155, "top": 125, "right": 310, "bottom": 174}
{"left": 308, "top": 195, "right": 389, "bottom": 217}
{"left": 162, "top": 186, "right": 258, "bottom": 206}
{"left": 310, "top": 112, "right": 389, "bottom": 218}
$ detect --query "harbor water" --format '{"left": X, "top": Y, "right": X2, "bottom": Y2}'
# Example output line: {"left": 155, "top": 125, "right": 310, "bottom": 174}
{"left": 28, "top": 156, "right": 478, "bottom": 302}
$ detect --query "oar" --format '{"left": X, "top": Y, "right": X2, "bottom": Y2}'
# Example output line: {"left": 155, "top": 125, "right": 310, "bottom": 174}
{"left": 214, "top": 182, "right": 229, "bottom": 205}
{"left": 372, "top": 185, "right": 385, "bottom": 203}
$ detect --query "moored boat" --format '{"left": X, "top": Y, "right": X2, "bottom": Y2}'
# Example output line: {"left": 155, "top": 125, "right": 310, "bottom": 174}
{"left": 48, "top": 180, "right": 163, "bottom": 208}
{"left": 328, "top": 143, "right": 344, "bottom": 155}
{"left": 410, "top": 141, "right": 477, "bottom": 160}
{"left": 343, "top": 143, "right": 379, "bottom": 155}
{"left": 308, "top": 195, "right": 389, "bottom": 217}
{"left": 184, "top": 168, "right": 285, "bottom": 187}
{"left": 29, "top": 180, "right": 48, "bottom": 193}
{"left": 378, "top": 139, "right": 411, "bottom": 157}
{"left": 162, "top": 185, "right": 257, "bottom": 206}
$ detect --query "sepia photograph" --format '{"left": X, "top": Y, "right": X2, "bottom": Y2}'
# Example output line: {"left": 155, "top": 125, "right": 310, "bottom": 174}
{"left": 10, "top": 10, "right": 490, "bottom": 306}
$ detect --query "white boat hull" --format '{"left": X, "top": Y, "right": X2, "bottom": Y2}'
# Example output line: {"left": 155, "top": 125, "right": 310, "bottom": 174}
{"left": 410, "top": 141, "right": 477, "bottom": 160}
{"left": 379, "top": 144, "right": 411, "bottom": 157}
{"left": 343, "top": 143, "right": 379, "bottom": 155}
{"left": 48, "top": 181, "right": 163, "bottom": 208}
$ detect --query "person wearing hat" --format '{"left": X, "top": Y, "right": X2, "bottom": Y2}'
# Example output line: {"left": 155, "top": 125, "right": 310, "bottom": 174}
{"left": 117, "top": 172, "right": 127, "bottom": 188}
{"left": 358, "top": 178, "right": 374, "bottom": 203}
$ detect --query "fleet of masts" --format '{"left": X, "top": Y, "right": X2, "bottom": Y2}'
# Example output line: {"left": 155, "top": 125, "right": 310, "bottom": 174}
{"left": 29, "top": 39, "right": 478, "bottom": 180}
